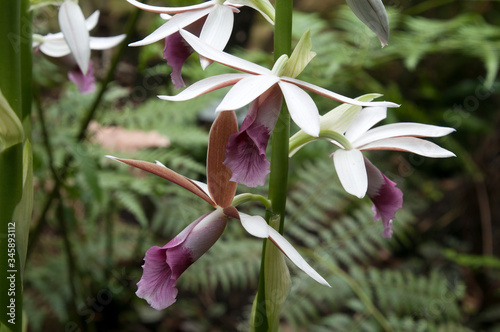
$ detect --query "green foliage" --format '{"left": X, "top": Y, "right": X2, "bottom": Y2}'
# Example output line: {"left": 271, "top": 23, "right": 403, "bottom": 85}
{"left": 276, "top": 157, "right": 469, "bottom": 331}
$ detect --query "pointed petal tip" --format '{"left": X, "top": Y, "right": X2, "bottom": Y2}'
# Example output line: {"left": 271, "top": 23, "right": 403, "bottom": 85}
{"left": 105, "top": 155, "right": 118, "bottom": 161}
{"left": 128, "top": 40, "right": 146, "bottom": 47}
{"left": 155, "top": 160, "right": 167, "bottom": 167}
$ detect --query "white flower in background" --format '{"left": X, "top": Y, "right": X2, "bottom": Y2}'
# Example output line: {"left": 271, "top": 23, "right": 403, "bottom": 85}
{"left": 32, "top": 1, "right": 126, "bottom": 93}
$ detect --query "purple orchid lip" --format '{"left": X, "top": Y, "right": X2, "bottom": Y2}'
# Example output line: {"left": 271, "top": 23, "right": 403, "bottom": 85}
{"left": 136, "top": 210, "right": 227, "bottom": 310}
{"left": 364, "top": 157, "right": 403, "bottom": 238}
{"left": 68, "top": 62, "right": 96, "bottom": 94}
{"left": 224, "top": 122, "right": 271, "bottom": 187}
{"left": 163, "top": 32, "right": 194, "bottom": 88}
{"left": 224, "top": 86, "right": 282, "bottom": 187}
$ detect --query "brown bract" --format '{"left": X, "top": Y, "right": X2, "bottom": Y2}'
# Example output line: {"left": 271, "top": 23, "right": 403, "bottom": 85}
{"left": 207, "top": 110, "right": 238, "bottom": 208}
{"left": 111, "top": 157, "right": 215, "bottom": 207}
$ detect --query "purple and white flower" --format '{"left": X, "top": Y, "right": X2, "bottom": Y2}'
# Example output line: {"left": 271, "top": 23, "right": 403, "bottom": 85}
{"left": 158, "top": 30, "right": 399, "bottom": 186}
{"left": 126, "top": 0, "right": 275, "bottom": 86}
{"left": 108, "top": 110, "right": 330, "bottom": 310}
{"left": 290, "top": 99, "right": 455, "bottom": 237}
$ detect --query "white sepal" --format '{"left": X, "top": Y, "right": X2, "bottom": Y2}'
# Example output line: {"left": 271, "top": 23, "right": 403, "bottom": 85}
{"left": 126, "top": 0, "right": 215, "bottom": 14}
{"left": 267, "top": 227, "right": 330, "bottom": 287}
{"left": 179, "top": 29, "right": 271, "bottom": 75}
{"left": 279, "top": 81, "right": 320, "bottom": 137}
{"left": 333, "top": 149, "right": 367, "bottom": 198}
{"left": 216, "top": 75, "right": 279, "bottom": 111}
{"left": 360, "top": 137, "right": 457, "bottom": 158}
{"left": 129, "top": 9, "right": 212, "bottom": 47}
{"left": 353, "top": 123, "right": 456, "bottom": 147}
{"left": 239, "top": 213, "right": 269, "bottom": 238}
{"left": 58, "top": 1, "right": 90, "bottom": 74}
{"left": 89, "top": 35, "right": 126, "bottom": 50}
{"left": 158, "top": 73, "right": 249, "bottom": 102}
{"left": 344, "top": 106, "right": 387, "bottom": 142}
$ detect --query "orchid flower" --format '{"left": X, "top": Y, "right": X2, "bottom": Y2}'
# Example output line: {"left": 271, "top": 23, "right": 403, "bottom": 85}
{"left": 107, "top": 110, "right": 329, "bottom": 310}
{"left": 158, "top": 29, "right": 399, "bottom": 187}
{"left": 346, "top": 0, "right": 390, "bottom": 47}
{"left": 126, "top": 0, "right": 275, "bottom": 87}
{"left": 290, "top": 98, "right": 456, "bottom": 238}
{"left": 32, "top": 1, "right": 125, "bottom": 93}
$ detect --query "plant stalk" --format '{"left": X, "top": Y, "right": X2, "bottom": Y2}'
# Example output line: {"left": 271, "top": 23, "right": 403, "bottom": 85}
{"left": 253, "top": 0, "right": 293, "bottom": 331}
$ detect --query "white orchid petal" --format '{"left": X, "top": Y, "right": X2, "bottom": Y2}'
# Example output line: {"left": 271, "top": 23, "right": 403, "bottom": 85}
{"left": 200, "top": 4, "right": 234, "bottom": 52}
{"left": 39, "top": 37, "right": 71, "bottom": 57}
{"left": 360, "top": 137, "right": 456, "bottom": 158}
{"left": 216, "top": 75, "right": 279, "bottom": 111}
{"left": 129, "top": 9, "right": 212, "bottom": 47}
{"left": 89, "top": 35, "right": 126, "bottom": 50}
{"left": 158, "top": 73, "right": 249, "bottom": 101}
{"left": 59, "top": 1, "right": 90, "bottom": 74}
{"left": 279, "top": 81, "right": 320, "bottom": 137}
{"left": 353, "top": 123, "right": 456, "bottom": 147}
{"left": 126, "top": 0, "right": 215, "bottom": 14}
{"left": 179, "top": 29, "right": 270, "bottom": 75}
{"left": 85, "top": 10, "right": 100, "bottom": 31}
{"left": 345, "top": 106, "right": 387, "bottom": 143}
{"left": 199, "top": 5, "right": 234, "bottom": 69}
{"left": 281, "top": 77, "right": 399, "bottom": 108}
{"left": 160, "top": 13, "right": 172, "bottom": 20}
{"left": 267, "top": 228, "right": 330, "bottom": 287}
{"left": 239, "top": 213, "right": 269, "bottom": 238}
{"left": 333, "top": 149, "right": 367, "bottom": 198}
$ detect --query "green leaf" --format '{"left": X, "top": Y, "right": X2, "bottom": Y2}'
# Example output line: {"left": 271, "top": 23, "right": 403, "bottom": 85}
{"left": 0, "top": 90, "right": 24, "bottom": 153}
{"left": 12, "top": 140, "right": 33, "bottom": 275}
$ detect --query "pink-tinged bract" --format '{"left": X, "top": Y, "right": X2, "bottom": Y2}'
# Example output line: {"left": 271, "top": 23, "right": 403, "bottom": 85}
{"left": 365, "top": 158, "right": 403, "bottom": 238}
{"left": 68, "top": 62, "right": 95, "bottom": 94}
{"left": 136, "top": 210, "right": 227, "bottom": 310}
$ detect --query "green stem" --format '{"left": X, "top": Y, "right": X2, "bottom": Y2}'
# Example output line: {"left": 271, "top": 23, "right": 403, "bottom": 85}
{"left": 0, "top": 0, "right": 31, "bottom": 330}
{"left": 232, "top": 194, "right": 272, "bottom": 210}
{"left": 289, "top": 130, "right": 353, "bottom": 155}
{"left": 254, "top": 0, "right": 293, "bottom": 331}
